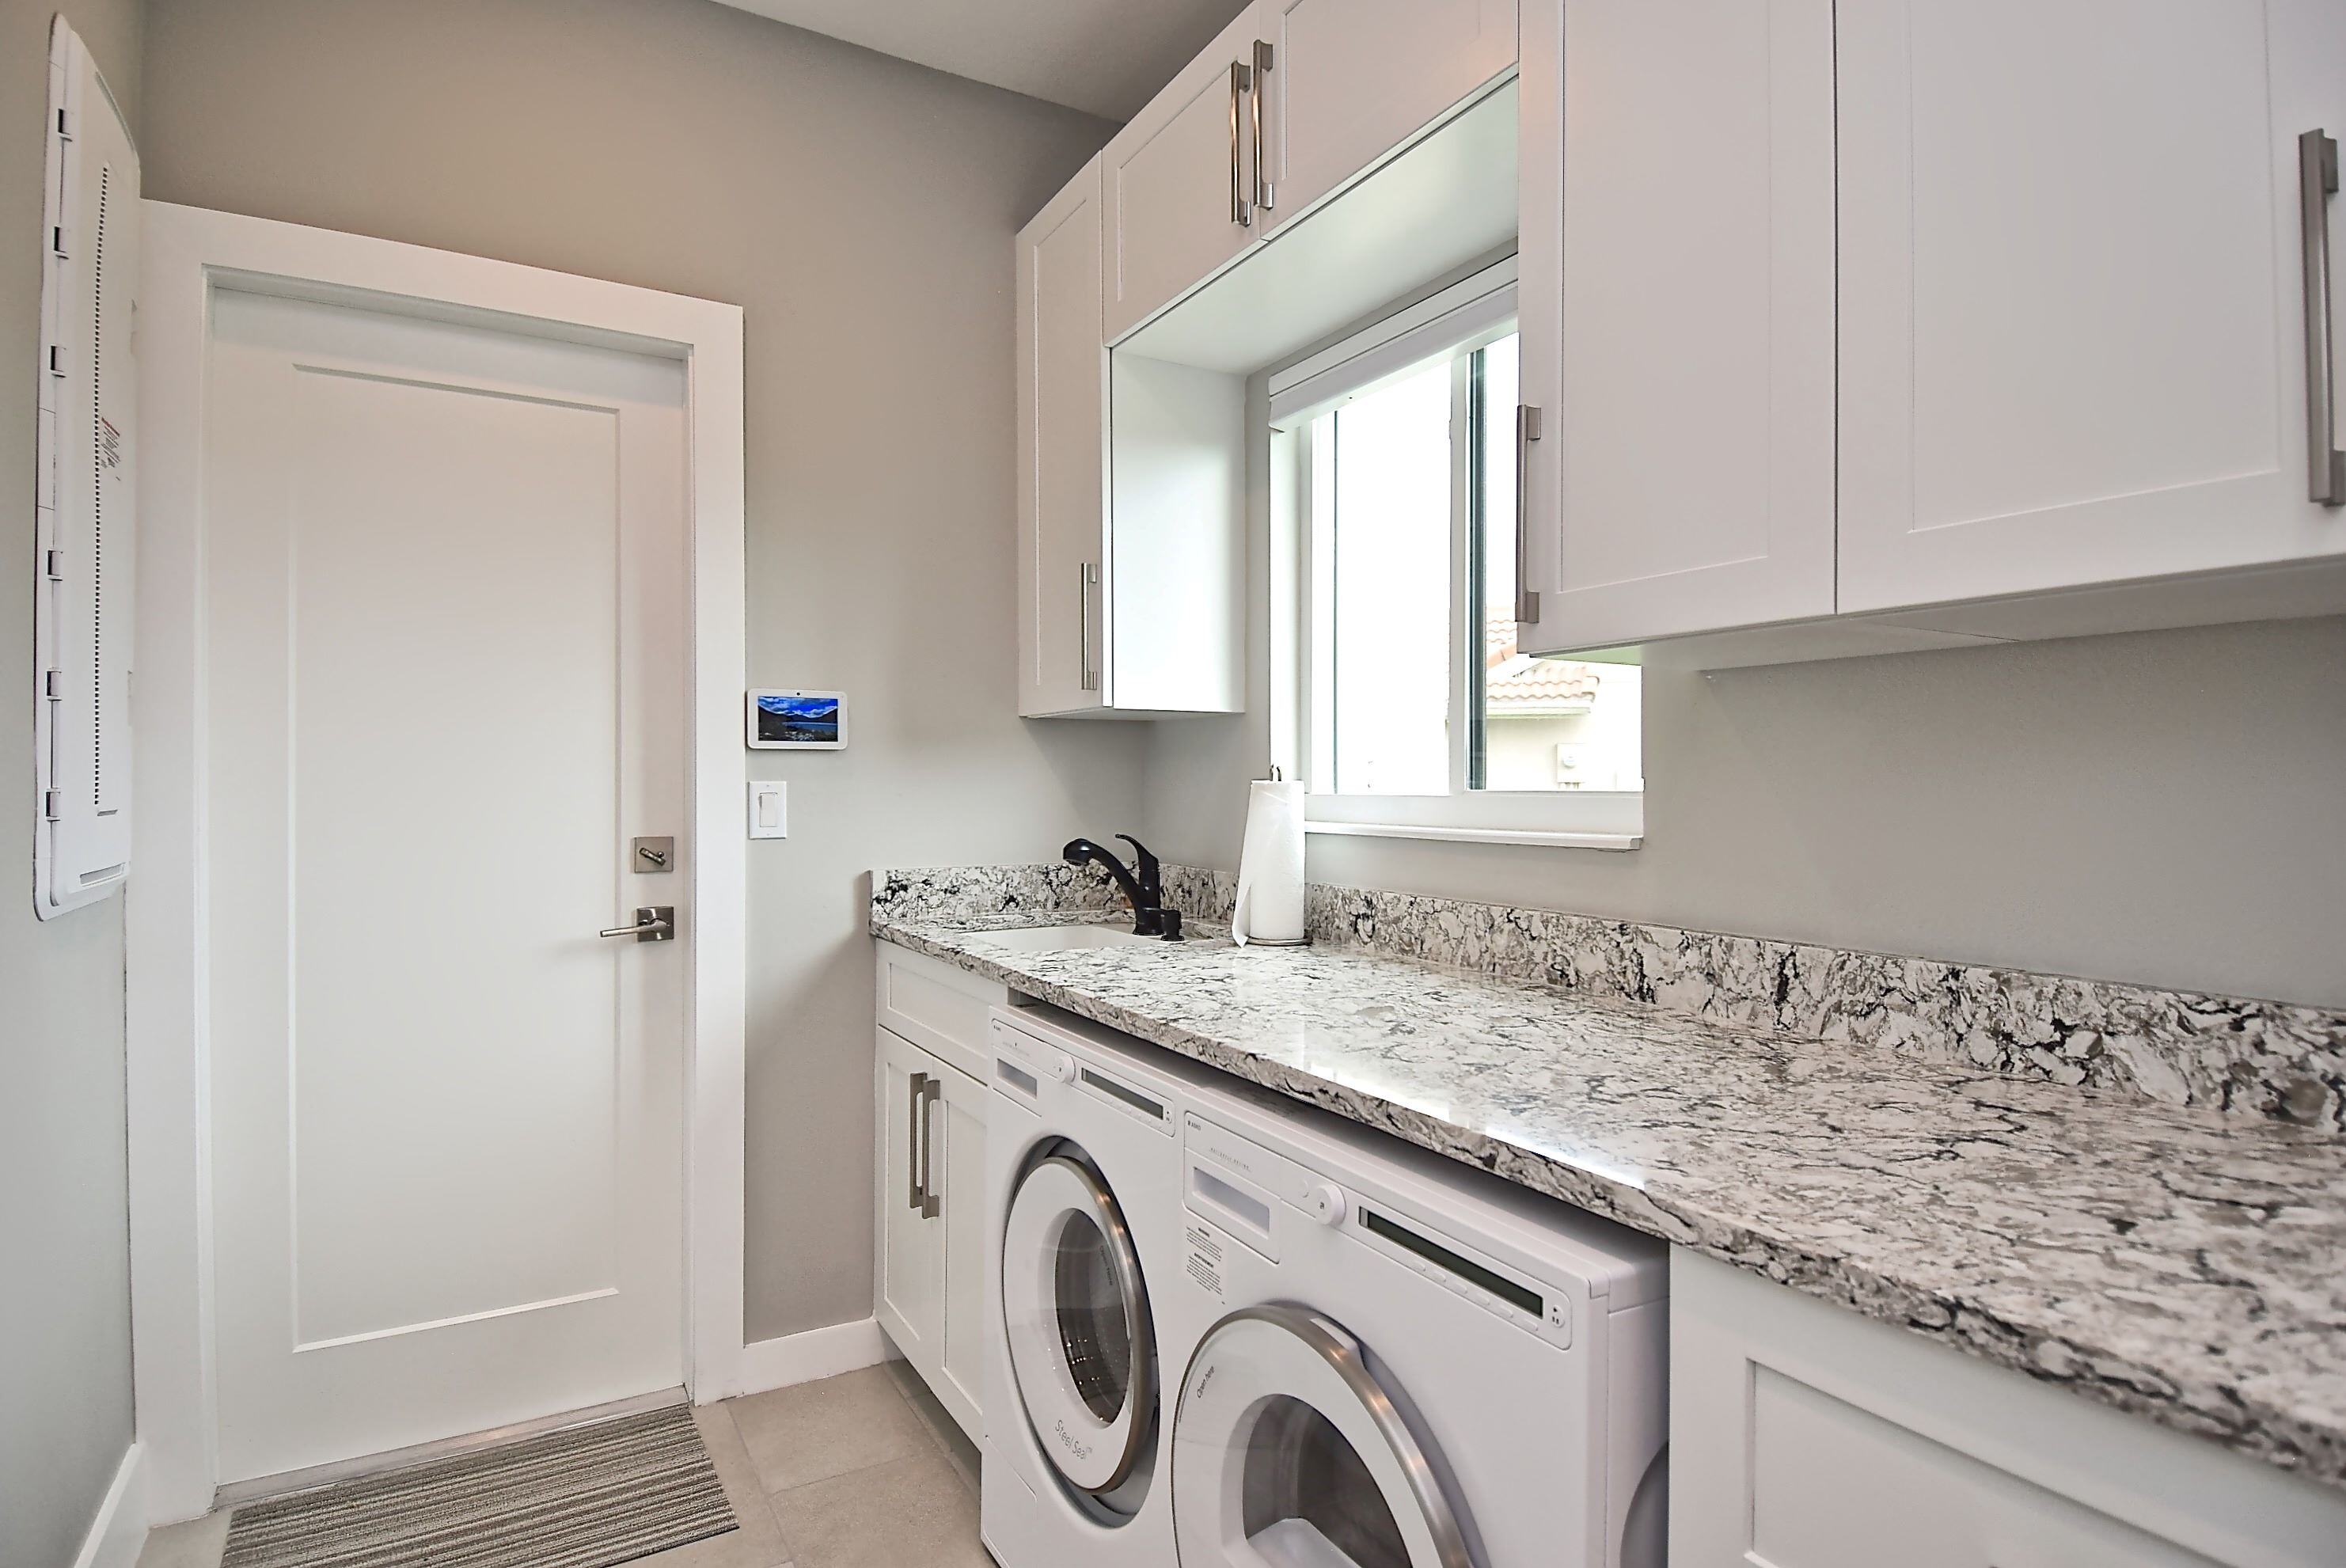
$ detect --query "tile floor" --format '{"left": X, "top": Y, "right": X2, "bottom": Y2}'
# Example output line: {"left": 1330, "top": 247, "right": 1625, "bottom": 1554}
{"left": 133, "top": 1361, "right": 991, "bottom": 1568}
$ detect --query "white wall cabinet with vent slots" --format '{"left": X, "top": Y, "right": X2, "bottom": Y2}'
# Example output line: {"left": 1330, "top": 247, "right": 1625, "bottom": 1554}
{"left": 1016, "top": 157, "right": 1244, "bottom": 719}
{"left": 871, "top": 944, "right": 1001, "bottom": 1442}
{"left": 1670, "top": 1251, "right": 2346, "bottom": 1567}
{"left": 34, "top": 20, "right": 139, "bottom": 918}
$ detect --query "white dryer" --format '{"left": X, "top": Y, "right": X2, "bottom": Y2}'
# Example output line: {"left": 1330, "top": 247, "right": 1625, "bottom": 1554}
{"left": 981, "top": 1005, "right": 1232, "bottom": 1568}
{"left": 1164, "top": 1077, "right": 1670, "bottom": 1568}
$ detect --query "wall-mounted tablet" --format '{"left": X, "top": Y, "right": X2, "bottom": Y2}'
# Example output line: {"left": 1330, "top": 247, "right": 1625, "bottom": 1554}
{"left": 746, "top": 689, "right": 846, "bottom": 750}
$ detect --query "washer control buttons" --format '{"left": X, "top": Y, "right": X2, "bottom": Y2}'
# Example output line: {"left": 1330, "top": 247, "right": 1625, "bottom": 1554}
{"left": 1304, "top": 1182, "right": 1350, "bottom": 1227}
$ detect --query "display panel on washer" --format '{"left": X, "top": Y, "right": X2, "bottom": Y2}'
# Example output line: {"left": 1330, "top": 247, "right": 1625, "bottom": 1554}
{"left": 1002, "top": 1149, "right": 1159, "bottom": 1513}
{"left": 1172, "top": 1305, "right": 1472, "bottom": 1568}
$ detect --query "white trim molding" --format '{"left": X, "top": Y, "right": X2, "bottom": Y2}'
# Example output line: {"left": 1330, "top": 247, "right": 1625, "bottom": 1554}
{"left": 735, "top": 1319, "right": 894, "bottom": 1399}
{"left": 130, "top": 201, "right": 748, "bottom": 1523}
{"left": 70, "top": 1445, "right": 146, "bottom": 1568}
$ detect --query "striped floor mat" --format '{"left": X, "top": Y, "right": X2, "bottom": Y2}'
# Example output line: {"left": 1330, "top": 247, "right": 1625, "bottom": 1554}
{"left": 221, "top": 1403, "right": 737, "bottom": 1568}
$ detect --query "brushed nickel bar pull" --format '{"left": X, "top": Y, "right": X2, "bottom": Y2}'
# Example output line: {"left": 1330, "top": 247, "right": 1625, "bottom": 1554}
{"left": 1078, "top": 560, "right": 1101, "bottom": 692}
{"left": 2302, "top": 129, "right": 2343, "bottom": 506}
{"left": 1515, "top": 404, "right": 1544, "bottom": 626}
{"left": 907, "top": 1071, "right": 928, "bottom": 1212}
{"left": 1252, "top": 40, "right": 1275, "bottom": 212}
{"left": 918, "top": 1075, "right": 943, "bottom": 1220}
{"left": 1229, "top": 60, "right": 1254, "bottom": 227}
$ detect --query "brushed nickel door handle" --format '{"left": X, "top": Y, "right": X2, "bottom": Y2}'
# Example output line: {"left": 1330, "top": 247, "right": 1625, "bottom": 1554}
{"left": 598, "top": 906, "right": 674, "bottom": 941}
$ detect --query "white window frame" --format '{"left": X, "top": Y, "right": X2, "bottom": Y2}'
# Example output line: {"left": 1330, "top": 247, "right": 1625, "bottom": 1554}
{"left": 1270, "top": 256, "right": 1644, "bottom": 851}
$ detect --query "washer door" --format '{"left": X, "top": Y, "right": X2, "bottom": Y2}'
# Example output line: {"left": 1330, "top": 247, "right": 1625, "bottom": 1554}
{"left": 1002, "top": 1152, "right": 1156, "bottom": 1498}
{"left": 1171, "top": 1306, "right": 1471, "bottom": 1568}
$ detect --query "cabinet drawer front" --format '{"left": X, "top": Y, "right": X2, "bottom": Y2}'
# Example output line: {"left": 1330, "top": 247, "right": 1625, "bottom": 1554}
{"left": 1266, "top": 0, "right": 1517, "bottom": 233}
{"left": 875, "top": 946, "right": 1005, "bottom": 1082}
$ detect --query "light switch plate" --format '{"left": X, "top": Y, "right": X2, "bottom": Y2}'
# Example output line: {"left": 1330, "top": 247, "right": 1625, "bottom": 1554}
{"left": 748, "top": 780, "right": 787, "bottom": 839}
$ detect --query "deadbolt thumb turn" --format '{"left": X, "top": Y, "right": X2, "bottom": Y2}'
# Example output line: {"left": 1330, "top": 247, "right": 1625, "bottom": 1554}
{"left": 599, "top": 906, "right": 674, "bottom": 942}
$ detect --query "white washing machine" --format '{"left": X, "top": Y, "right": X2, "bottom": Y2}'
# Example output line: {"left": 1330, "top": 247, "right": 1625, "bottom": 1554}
{"left": 1163, "top": 1076, "right": 1670, "bottom": 1568}
{"left": 981, "top": 1005, "right": 1236, "bottom": 1568}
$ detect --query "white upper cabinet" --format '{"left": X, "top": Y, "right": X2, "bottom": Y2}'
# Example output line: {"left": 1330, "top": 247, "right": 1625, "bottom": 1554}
{"left": 1839, "top": 0, "right": 2346, "bottom": 616}
{"left": 1259, "top": 0, "right": 1518, "bottom": 238}
{"left": 1516, "top": 0, "right": 1837, "bottom": 655}
{"left": 1015, "top": 158, "right": 1107, "bottom": 718}
{"left": 1102, "top": 6, "right": 1273, "bottom": 344}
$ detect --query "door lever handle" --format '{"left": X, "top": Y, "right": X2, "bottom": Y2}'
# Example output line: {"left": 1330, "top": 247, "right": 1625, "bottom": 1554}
{"left": 598, "top": 906, "right": 674, "bottom": 942}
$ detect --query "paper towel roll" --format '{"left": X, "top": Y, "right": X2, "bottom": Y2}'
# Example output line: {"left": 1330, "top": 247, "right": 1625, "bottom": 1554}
{"left": 1232, "top": 779, "right": 1306, "bottom": 947}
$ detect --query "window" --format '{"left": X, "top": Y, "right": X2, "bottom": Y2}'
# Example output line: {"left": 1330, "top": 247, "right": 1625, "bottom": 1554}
{"left": 1274, "top": 264, "right": 1642, "bottom": 848}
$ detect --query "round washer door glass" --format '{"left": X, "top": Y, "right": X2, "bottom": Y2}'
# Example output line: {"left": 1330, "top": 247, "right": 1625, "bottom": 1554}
{"left": 1002, "top": 1152, "right": 1156, "bottom": 1496}
{"left": 1172, "top": 1306, "right": 1471, "bottom": 1568}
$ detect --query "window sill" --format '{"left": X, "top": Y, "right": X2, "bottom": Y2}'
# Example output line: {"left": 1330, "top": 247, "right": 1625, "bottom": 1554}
{"left": 1304, "top": 819, "right": 1644, "bottom": 852}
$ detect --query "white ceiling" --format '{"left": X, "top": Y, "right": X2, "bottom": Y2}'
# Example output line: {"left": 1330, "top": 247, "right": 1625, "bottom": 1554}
{"left": 706, "top": 0, "right": 1250, "bottom": 120}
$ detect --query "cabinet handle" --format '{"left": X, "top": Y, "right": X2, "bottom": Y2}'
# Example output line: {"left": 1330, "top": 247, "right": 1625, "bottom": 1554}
{"left": 1252, "top": 41, "right": 1275, "bottom": 213}
{"left": 918, "top": 1076, "right": 943, "bottom": 1220}
{"left": 905, "top": 1070, "right": 928, "bottom": 1212}
{"left": 1229, "top": 60, "right": 1254, "bottom": 228}
{"left": 1078, "top": 560, "right": 1101, "bottom": 693}
{"left": 1515, "top": 404, "right": 1544, "bottom": 626}
{"left": 2302, "top": 129, "right": 2344, "bottom": 507}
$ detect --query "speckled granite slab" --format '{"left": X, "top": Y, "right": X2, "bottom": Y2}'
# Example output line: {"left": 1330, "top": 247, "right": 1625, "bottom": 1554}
{"left": 873, "top": 864, "right": 2346, "bottom": 1129}
{"left": 871, "top": 905, "right": 2346, "bottom": 1490}
{"left": 1304, "top": 883, "right": 2346, "bottom": 1130}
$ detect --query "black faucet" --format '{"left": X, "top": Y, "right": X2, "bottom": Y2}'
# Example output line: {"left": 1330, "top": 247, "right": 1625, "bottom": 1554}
{"left": 1063, "top": 834, "right": 1179, "bottom": 938}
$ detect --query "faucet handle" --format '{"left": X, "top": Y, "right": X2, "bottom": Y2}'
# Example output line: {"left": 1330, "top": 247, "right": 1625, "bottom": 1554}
{"left": 1114, "top": 834, "right": 1162, "bottom": 898}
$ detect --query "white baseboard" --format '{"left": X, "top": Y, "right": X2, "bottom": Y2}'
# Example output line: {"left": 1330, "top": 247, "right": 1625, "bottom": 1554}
{"left": 732, "top": 1318, "right": 893, "bottom": 1397}
{"left": 72, "top": 1443, "right": 146, "bottom": 1568}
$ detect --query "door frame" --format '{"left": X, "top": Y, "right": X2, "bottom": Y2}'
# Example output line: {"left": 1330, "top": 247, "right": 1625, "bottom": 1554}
{"left": 127, "top": 201, "right": 749, "bottom": 1524}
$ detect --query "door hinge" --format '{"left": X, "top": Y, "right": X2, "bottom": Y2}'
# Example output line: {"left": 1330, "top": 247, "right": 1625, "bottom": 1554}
{"left": 44, "top": 549, "right": 63, "bottom": 579}
{"left": 50, "top": 224, "right": 67, "bottom": 259}
{"left": 55, "top": 106, "right": 72, "bottom": 141}
{"left": 43, "top": 790, "right": 62, "bottom": 822}
{"left": 44, "top": 669, "right": 63, "bottom": 700}
{"left": 47, "top": 343, "right": 65, "bottom": 377}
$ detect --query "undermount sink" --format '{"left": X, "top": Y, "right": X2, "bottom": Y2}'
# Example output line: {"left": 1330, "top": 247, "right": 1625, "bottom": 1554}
{"left": 979, "top": 924, "right": 1163, "bottom": 951}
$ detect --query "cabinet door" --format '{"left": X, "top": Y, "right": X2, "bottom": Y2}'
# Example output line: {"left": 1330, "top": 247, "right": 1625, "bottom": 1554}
{"left": 1016, "top": 159, "right": 1107, "bottom": 718}
{"left": 1839, "top": 0, "right": 2346, "bottom": 614}
{"left": 873, "top": 1028, "right": 943, "bottom": 1376}
{"left": 934, "top": 1064, "right": 989, "bottom": 1445}
{"left": 1262, "top": 0, "right": 1517, "bottom": 237}
{"left": 1102, "top": 5, "right": 1270, "bottom": 343}
{"left": 1515, "top": 0, "right": 1836, "bottom": 655}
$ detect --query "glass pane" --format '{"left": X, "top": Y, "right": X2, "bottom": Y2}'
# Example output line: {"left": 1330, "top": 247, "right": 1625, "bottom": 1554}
{"left": 1327, "top": 358, "right": 1452, "bottom": 795}
{"left": 1239, "top": 1395, "right": 1411, "bottom": 1568}
{"left": 1053, "top": 1211, "right": 1132, "bottom": 1422}
{"left": 1471, "top": 334, "right": 1643, "bottom": 794}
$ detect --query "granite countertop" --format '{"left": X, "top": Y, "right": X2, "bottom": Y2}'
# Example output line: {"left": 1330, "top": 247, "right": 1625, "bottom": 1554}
{"left": 871, "top": 908, "right": 2346, "bottom": 1491}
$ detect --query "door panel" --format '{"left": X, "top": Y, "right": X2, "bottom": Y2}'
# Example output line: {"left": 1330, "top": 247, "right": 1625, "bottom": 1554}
{"left": 1016, "top": 159, "right": 1107, "bottom": 717}
{"left": 1265, "top": 0, "right": 1517, "bottom": 236}
{"left": 1517, "top": 0, "right": 1836, "bottom": 654}
{"left": 1839, "top": 0, "right": 2346, "bottom": 612}
{"left": 936, "top": 1064, "right": 988, "bottom": 1442}
{"left": 1102, "top": 5, "right": 1269, "bottom": 342}
{"left": 205, "top": 290, "right": 687, "bottom": 1481}
{"left": 875, "top": 1028, "right": 944, "bottom": 1374}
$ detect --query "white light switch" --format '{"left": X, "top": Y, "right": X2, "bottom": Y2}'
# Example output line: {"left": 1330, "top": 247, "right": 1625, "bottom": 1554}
{"left": 748, "top": 780, "right": 787, "bottom": 839}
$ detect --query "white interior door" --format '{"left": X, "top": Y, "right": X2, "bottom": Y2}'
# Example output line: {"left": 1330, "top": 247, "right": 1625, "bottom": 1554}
{"left": 203, "top": 287, "right": 690, "bottom": 1483}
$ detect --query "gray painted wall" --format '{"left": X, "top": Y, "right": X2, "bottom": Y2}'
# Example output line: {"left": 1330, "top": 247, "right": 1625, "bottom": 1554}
{"left": 2, "top": 5, "right": 143, "bottom": 1563}
{"left": 139, "top": 0, "right": 1145, "bottom": 1344}
{"left": 1146, "top": 387, "right": 2346, "bottom": 1011}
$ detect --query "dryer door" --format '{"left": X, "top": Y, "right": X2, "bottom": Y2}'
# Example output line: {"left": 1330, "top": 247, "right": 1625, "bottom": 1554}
{"left": 1002, "top": 1152, "right": 1156, "bottom": 1498}
{"left": 1171, "top": 1305, "right": 1472, "bottom": 1568}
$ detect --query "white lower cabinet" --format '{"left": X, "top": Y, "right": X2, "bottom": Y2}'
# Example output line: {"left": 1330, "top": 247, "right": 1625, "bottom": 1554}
{"left": 1671, "top": 1251, "right": 2346, "bottom": 1568}
{"left": 872, "top": 1026, "right": 986, "bottom": 1444}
